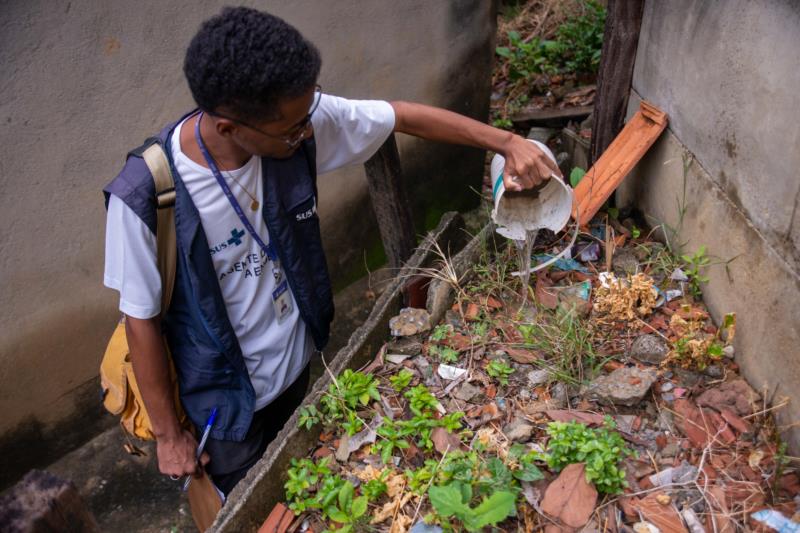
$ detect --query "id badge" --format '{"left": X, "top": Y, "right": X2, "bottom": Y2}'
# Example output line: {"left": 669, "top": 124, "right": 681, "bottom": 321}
{"left": 272, "top": 280, "right": 293, "bottom": 323}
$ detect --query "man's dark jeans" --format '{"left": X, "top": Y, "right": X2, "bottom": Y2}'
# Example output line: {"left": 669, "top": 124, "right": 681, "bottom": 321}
{"left": 203, "top": 365, "right": 311, "bottom": 496}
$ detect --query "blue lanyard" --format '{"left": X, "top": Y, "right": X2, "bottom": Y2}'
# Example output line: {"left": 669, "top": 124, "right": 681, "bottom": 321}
{"left": 194, "top": 112, "right": 281, "bottom": 277}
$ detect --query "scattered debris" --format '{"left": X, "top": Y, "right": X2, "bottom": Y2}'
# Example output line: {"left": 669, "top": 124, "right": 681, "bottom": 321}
{"left": 272, "top": 206, "right": 794, "bottom": 532}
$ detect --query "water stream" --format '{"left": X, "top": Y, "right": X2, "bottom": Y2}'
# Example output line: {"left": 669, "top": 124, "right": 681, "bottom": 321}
{"left": 514, "top": 228, "right": 539, "bottom": 306}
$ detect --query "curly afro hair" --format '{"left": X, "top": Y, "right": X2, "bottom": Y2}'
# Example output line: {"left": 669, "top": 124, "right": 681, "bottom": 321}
{"left": 184, "top": 7, "right": 321, "bottom": 122}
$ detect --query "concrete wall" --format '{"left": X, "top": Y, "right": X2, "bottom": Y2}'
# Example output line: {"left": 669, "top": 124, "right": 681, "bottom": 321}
{"left": 0, "top": 0, "right": 496, "bottom": 485}
{"left": 618, "top": 0, "right": 800, "bottom": 449}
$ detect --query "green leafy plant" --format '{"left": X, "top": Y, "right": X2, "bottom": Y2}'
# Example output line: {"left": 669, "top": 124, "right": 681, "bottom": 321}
{"left": 400, "top": 412, "right": 438, "bottom": 451}
{"left": 322, "top": 481, "right": 368, "bottom": 533}
{"left": 430, "top": 324, "right": 453, "bottom": 342}
{"left": 285, "top": 457, "right": 334, "bottom": 514}
{"left": 320, "top": 369, "right": 381, "bottom": 433}
{"left": 486, "top": 359, "right": 515, "bottom": 385}
{"left": 544, "top": 418, "right": 633, "bottom": 494}
{"left": 362, "top": 473, "right": 389, "bottom": 501}
{"left": 553, "top": 0, "right": 606, "bottom": 74}
{"left": 507, "top": 444, "right": 545, "bottom": 482}
{"left": 429, "top": 344, "right": 460, "bottom": 364}
{"left": 569, "top": 167, "right": 586, "bottom": 188}
{"left": 495, "top": 1, "right": 606, "bottom": 81}
{"left": 297, "top": 405, "right": 321, "bottom": 430}
{"left": 406, "top": 459, "right": 440, "bottom": 494}
{"left": 389, "top": 368, "right": 414, "bottom": 391}
{"left": 681, "top": 245, "right": 711, "bottom": 298}
{"left": 375, "top": 418, "right": 411, "bottom": 463}
{"left": 428, "top": 482, "right": 517, "bottom": 532}
{"left": 438, "top": 411, "right": 465, "bottom": 433}
{"left": 404, "top": 384, "right": 439, "bottom": 416}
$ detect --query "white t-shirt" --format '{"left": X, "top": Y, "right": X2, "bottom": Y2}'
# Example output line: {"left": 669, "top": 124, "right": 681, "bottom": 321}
{"left": 104, "top": 94, "right": 395, "bottom": 409}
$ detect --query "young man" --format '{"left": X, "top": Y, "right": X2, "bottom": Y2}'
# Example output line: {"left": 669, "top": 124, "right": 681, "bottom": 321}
{"left": 103, "top": 7, "right": 559, "bottom": 496}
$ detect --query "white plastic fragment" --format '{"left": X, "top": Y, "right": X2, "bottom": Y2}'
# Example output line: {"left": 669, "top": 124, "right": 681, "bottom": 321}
{"left": 437, "top": 364, "right": 467, "bottom": 381}
{"left": 385, "top": 353, "right": 412, "bottom": 364}
{"left": 648, "top": 461, "right": 697, "bottom": 487}
{"left": 598, "top": 271, "right": 616, "bottom": 288}
{"left": 633, "top": 522, "right": 660, "bottom": 533}
{"left": 751, "top": 510, "right": 800, "bottom": 533}
{"left": 670, "top": 268, "right": 689, "bottom": 282}
{"left": 665, "top": 289, "right": 683, "bottom": 302}
{"left": 681, "top": 508, "right": 706, "bottom": 533}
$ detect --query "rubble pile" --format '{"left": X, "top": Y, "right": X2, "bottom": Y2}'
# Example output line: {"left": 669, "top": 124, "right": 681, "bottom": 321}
{"left": 268, "top": 219, "right": 798, "bottom": 533}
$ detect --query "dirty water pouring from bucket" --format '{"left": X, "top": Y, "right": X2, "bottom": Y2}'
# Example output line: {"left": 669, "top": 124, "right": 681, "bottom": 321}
{"left": 514, "top": 228, "right": 539, "bottom": 307}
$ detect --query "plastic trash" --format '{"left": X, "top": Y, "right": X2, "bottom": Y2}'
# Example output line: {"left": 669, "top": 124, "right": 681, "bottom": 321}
{"left": 532, "top": 254, "right": 590, "bottom": 273}
{"left": 437, "top": 364, "right": 467, "bottom": 381}
{"left": 576, "top": 241, "right": 601, "bottom": 262}
{"left": 751, "top": 510, "right": 800, "bottom": 533}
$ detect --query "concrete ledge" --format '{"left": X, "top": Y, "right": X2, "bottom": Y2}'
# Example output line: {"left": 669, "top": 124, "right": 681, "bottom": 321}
{"left": 618, "top": 93, "right": 800, "bottom": 453}
{"left": 212, "top": 212, "right": 468, "bottom": 532}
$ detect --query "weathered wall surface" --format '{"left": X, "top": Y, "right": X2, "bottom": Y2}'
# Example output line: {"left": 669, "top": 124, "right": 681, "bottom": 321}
{"left": 0, "top": 0, "right": 496, "bottom": 485}
{"left": 618, "top": 0, "right": 800, "bottom": 449}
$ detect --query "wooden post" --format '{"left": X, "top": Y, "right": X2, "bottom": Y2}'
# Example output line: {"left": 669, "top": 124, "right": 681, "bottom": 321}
{"left": 590, "top": 0, "right": 645, "bottom": 165}
{"left": 363, "top": 133, "right": 416, "bottom": 270}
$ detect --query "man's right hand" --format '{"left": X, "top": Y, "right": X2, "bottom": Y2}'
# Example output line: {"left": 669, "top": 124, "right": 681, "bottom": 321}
{"left": 156, "top": 429, "right": 210, "bottom": 477}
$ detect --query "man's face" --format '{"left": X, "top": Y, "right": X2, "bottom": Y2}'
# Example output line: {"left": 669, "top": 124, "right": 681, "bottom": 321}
{"left": 219, "top": 85, "right": 319, "bottom": 159}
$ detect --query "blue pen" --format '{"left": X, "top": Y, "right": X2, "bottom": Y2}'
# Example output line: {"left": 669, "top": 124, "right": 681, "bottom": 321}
{"left": 183, "top": 407, "right": 218, "bottom": 491}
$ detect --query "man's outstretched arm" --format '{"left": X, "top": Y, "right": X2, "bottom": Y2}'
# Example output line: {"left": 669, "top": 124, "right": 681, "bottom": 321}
{"left": 125, "top": 315, "right": 209, "bottom": 477}
{"left": 390, "top": 101, "right": 561, "bottom": 192}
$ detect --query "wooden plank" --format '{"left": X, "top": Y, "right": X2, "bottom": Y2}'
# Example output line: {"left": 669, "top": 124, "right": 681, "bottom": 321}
{"left": 511, "top": 105, "right": 594, "bottom": 127}
{"left": 573, "top": 100, "right": 668, "bottom": 224}
{"left": 590, "top": 0, "right": 645, "bottom": 165}
{"left": 363, "top": 133, "right": 416, "bottom": 270}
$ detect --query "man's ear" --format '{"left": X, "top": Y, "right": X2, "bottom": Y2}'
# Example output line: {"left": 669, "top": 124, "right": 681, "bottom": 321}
{"left": 215, "top": 118, "right": 239, "bottom": 139}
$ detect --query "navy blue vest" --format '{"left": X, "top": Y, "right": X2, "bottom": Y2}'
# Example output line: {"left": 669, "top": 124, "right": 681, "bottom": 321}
{"left": 103, "top": 114, "right": 334, "bottom": 441}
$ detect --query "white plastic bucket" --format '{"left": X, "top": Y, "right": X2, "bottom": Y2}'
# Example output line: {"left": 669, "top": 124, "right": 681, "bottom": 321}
{"left": 490, "top": 140, "right": 573, "bottom": 240}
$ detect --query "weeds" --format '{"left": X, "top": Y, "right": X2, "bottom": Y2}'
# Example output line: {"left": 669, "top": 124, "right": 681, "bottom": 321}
{"left": 543, "top": 418, "right": 633, "bottom": 494}
{"left": 518, "top": 307, "right": 600, "bottom": 384}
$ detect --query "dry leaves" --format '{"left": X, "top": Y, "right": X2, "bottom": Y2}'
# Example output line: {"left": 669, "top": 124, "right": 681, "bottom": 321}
{"left": 545, "top": 409, "right": 606, "bottom": 426}
{"left": 631, "top": 493, "right": 687, "bottom": 533}
{"left": 541, "top": 463, "right": 598, "bottom": 529}
{"left": 594, "top": 273, "right": 658, "bottom": 322}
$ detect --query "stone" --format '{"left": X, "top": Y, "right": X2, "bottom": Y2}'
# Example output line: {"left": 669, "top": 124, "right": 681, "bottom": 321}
{"left": 503, "top": 417, "right": 534, "bottom": 442}
{"left": 585, "top": 367, "right": 658, "bottom": 407}
{"left": 704, "top": 364, "right": 724, "bottom": 379}
{"left": 612, "top": 248, "right": 640, "bottom": 276}
{"left": 673, "top": 368, "right": 703, "bottom": 388}
{"left": 551, "top": 382, "right": 568, "bottom": 408}
{"left": 443, "top": 309, "right": 463, "bottom": 329}
{"left": 412, "top": 356, "right": 434, "bottom": 380}
{"left": 389, "top": 307, "right": 431, "bottom": 337}
{"left": 615, "top": 415, "right": 638, "bottom": 434}
{"left": 660, "top": 382, "right": 674, "bottom": 393}
{"left": 454, "top": 382, "right": 481, "bottom": 402}
{"left": 661, "top": 442, "right": 679, "bottom": 458}
{"left": 527, "top": 369, "right": 551, "bottom": 387}
{"left": 723, "top": 345, "right": 735, "bottom": 359}
{"left": 629, "top": 334, "right": 670, "bottom": 365}
{"left": 385, "top": 336, "right": 423, "bottom": 356}
{"left": 696, "top": 379, "right": 760, "bottom": 417}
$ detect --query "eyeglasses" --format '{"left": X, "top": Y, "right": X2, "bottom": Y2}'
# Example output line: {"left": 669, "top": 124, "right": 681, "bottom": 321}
{"left": 212, "top": 84, "right": 323, "bottom": 148}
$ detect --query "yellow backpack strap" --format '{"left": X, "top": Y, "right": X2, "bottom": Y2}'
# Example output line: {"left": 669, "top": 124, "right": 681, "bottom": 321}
{"left": 141, "top": 143, "right": 177, "bottom": 314}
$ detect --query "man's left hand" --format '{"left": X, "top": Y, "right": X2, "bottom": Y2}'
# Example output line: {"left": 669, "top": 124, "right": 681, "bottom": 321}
{"left": 501, "top": 135, "right": 562, "bottom": 192}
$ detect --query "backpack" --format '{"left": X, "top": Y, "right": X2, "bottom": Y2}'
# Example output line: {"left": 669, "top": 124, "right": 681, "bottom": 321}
{"left": 99, "top": 139, "right": 187, "bottom": 440}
